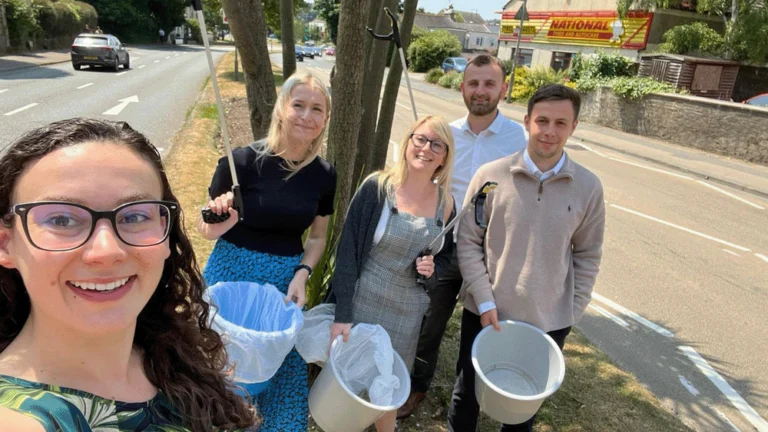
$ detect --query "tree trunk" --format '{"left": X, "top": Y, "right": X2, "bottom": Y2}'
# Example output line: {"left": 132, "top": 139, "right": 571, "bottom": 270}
{"left": 327, "top": 0, "right": 372, "bottom": 239}
{"left": 0, "top": 4, "right": 9, "bottom": 54}
{"left": 222, "top": 0, "right": 277, "bottom": 139}
{"left": 351, "top": 0, "right": 397, "bottom": 187}
{"left": 281, "top": 0, "right": 296, "bottom": 80}
{"left": 369, "top": 0, "right": 419, "bottom": 172}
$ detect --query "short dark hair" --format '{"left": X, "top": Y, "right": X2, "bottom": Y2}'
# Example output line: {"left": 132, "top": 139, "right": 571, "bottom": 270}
{"left": 527, "top": 84, "right": 582, "bottom": 120}
{"left": 464, "top": 54, "right": 505, "bottom": 80}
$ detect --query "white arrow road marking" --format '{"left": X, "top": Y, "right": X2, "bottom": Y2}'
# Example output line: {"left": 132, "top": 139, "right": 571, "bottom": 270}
{"left": 102, "top": 95, "right": 139, "bottom": 116}
{"left": 76, "top": 83, "right": 94, "bottom": 89}
{"left": 4, "top": 103, "right": 38, "bottom": 116}
{"left": 0, "top": 89, "right": 8, "bottom": 94}
{"left": 679, "top": 346, "right": 768, "bottom": 431}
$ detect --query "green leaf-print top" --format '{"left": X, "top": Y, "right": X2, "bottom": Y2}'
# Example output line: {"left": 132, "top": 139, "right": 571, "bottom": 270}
{"left": 0, "top": 374, "right": 190, "bottom": 431}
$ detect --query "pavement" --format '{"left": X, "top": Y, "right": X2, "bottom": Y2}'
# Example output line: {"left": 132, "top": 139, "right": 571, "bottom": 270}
{"left": 0, "top": 49, "right": 71, "bottom": 73}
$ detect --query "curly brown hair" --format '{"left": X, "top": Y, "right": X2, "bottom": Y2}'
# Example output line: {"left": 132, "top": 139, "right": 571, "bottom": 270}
{"left": 0, "top": 118, "right": 259, "bottom": 431}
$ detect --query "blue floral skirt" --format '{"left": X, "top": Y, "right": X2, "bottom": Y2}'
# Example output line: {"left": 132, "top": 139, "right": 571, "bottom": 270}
{"left": 203, "top": 238, "right": 307, "bottom": 432}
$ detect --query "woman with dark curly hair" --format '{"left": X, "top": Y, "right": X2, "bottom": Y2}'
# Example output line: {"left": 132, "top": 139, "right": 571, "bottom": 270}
{"left": 0, "top": 118, "right": 259, "bottom": 431}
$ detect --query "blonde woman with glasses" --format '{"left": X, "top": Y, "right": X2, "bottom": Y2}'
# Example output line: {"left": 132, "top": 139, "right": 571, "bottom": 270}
{"left": 197, "top": 72, "right": 336, "bottom": 431}
{"left": 329, "top": 116, "right": 456, "bottom": 432}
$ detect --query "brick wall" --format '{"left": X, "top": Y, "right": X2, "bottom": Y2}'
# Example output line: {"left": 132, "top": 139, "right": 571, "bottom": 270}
{"left": 580, "top": 87, "right": 768, "bottom": 166}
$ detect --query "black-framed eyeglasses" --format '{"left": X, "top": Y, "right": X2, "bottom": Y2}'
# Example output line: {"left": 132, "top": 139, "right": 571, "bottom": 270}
{"left": 4, "top": 200, "right": 178, "bottom": 252}
{"left": 409, "top": 133, "right": 448, "bottom": 155}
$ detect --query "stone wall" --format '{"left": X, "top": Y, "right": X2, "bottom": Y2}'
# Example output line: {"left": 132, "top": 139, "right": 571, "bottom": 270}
{"left": 580, "top": 87, "right": 768, "bottom": 166}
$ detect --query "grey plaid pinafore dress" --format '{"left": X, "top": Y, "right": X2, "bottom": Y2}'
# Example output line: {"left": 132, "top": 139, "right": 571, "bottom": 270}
{"left": 352, "top": 187, "right": 446, "bottom": 371}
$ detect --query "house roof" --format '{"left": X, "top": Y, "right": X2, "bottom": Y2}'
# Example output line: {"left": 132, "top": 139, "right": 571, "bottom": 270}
{"left": 451, "top": 22, "right": 497, "bottom": 33}
{"left": 440, "top": 9, "right": 487, "bottom": 24}
{"left": 413, "top": 13, "right": 458, "bottom": 30}
{"left": 639, "top": 53, "right": 739, "bottom": 65}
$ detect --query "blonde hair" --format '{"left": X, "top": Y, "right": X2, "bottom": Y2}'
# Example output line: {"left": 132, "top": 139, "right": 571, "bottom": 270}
{"left": 375, "top": 115, "right": 455, "bottom": 205}
{"left": 252, "top": 72, "right": 331, "bottom": 177}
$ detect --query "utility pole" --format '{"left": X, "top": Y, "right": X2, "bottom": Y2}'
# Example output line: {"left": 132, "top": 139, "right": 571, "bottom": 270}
{"left": 505, "top": 0, "right": 527, "bottom": 104}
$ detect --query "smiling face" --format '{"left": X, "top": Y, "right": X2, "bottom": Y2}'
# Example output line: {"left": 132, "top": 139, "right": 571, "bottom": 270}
{"left": 0, "top": 142, "right": 170, "bottom": 336}
{"left": 524, "top": 99, "right": 578, "bottom": 168}
{"left": 460, "top": 63, "right": 507, "bottom": 117}
{"left": 405, "top": 124, "right": 448, "bottom": 176}
{"left": 282, "top": 83, "right": 329, "bottom": 149}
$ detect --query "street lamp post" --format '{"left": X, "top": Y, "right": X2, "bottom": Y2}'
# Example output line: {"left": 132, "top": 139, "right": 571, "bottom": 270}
{"left": 505, "top": 0, "right": 528, "bottom": 103}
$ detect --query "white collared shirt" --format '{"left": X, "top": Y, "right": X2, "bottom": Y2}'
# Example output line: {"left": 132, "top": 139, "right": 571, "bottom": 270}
{"left": 450, "top": 111, "right": 528, "bottom": 205}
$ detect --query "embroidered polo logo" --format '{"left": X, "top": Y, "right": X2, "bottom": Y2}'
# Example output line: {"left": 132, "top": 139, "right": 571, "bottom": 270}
{"left": 568, "top": 205, "right": 571, "bottom": 212}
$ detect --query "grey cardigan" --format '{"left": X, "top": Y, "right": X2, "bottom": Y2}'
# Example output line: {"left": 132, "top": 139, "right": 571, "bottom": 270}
{"left": 330, "top": 177, "right": 456, "bottom": 323}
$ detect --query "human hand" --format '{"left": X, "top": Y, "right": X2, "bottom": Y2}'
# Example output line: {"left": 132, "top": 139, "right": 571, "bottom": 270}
{"left": 415, "top": 255, "right": 435, "bottom": 279}
{"left": 284, "top": 272, "right": 307, "bottom": 308}
{"left": 197, "top": 192, "right": 238, "bottom": 239}
{"left": 480, "top": 309, "right": 500, "bottom": 332}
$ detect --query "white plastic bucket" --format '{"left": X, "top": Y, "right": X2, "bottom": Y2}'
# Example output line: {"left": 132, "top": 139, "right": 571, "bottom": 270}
{"left": 308, "top": 339, "right": 411, "bottom": 432}
{"left": 472, "top": 320, "right": 565, "bottom": 425}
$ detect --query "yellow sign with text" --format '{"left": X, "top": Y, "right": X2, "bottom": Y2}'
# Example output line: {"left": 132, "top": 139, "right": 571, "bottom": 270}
{"left": 499, "top": 11, "right": 653, "bottom": 50}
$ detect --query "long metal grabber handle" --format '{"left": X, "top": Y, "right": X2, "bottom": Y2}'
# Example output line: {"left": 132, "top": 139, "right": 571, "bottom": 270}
{"left": 192, "top": 0, "right": 244, "bottom": 224}
{"left": 367, "top": 7, "right": 418, "bottom": 121}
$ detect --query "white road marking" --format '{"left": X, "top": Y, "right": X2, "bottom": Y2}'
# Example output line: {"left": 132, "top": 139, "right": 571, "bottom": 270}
{"left": 102, "top": 95, "right": 139, "bottom": 116}
{"left": 592, "top": 292, "right": 674, "bottom": 337}
{"left": 76, "top": 83, "right": 94, "bottom": 89}
{"left": 116, "top": 71, "right": 128, "bottom": 76}
{"left": 696, "top": 180, "right": 765, "bottom": 210}
{"left": 588, "top": 304, "right": 629, "bottom": 328}
{"left": 610, "top": 204, "right": 751, "bottom": 252}
{"left": 715, "top": 409, "right": 743, "bottom": 432}
{"left": 756, "top": 253, "right": 768, "bottom": 264}
{"left": 571, "top": 141, "right": 607, "bottom": 157}
{"left": 4, "top": 103, "right": 38, "bottom": 116}
{"left": 156, "top": 147, "right": 165, "bottom": 152}
{"left": 138, "top": 65, "right": 146, "bottom": 69}
{"left": 390, "top": 140, "right": 399, "bottom": 163}
{"left": 174, "top": 54, "right": 179, "bottom": 57}
{"left": 722, "top": 249, "right": 740, "bottom": 257}
{"left": 678, "top": 375, "right": 700, "bottom": 396}
{"left": 154, "top": 60, "right": 160, "bottom": 63}
{"left": 165, "top": 56, "right": 171, "bottom": 59}
{"left": 679, "top": 346, "right": 768, "bottom": 431}
{"left": 0, "top": 89, "right": 8, "bottom": 94}
{"left": 396, "top": 102, "right": 412, "bottom": 111}
{"left": 608, "top": 156, "right": 693, "bottom": 180}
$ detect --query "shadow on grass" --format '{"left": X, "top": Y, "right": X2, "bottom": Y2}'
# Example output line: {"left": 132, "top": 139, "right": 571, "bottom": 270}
{"left": 219, "top": 70, "right": 285, "bottom": 87}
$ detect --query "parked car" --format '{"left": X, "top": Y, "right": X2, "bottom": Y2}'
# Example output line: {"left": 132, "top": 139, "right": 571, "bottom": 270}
{"left": 71, "top": 34, "right": 130, "bottom": 71}
{"left": 442, "top": 57, "right": 467, "bottom": 73}
{"left": 744, "top": 93, "right": 768, "bottom": 108}
{"left": 325, "top": 46, "right": 336, "bottom": 56}
{"left": 295, "top": 45, "right": 304, "bottom": 62}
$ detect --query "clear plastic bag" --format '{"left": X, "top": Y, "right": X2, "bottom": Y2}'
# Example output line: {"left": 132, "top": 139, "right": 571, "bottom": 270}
{"left": 205, "top": 281, "right": 304, "bottom": 384}
{"left": 331, "top": 324, "right": 401, "bottom": 407}
{"left": 296, "top": 303, "right": 336, "bottom": 365}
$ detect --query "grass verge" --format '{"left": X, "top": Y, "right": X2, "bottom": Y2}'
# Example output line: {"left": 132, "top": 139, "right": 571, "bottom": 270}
{"left": 164, "top": 51, "right": 692, "bottom": 432}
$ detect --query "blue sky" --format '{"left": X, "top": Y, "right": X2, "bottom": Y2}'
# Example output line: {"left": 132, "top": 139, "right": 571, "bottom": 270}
{"left": 416, "top": 0, "right": 506, "bottom": 21}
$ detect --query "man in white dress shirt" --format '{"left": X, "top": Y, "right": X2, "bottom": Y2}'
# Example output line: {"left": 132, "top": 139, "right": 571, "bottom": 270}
{"left": 398, "top": 53, "right": 528, "bottom": 419}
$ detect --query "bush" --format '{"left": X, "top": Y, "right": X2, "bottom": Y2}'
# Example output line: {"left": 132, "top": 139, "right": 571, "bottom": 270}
{"left": 6, "top": 0, "right": 97, "bottom": 50}
{"left": 407, "top": 29, "right": 462, "bottom": 72}
{"left": 438, "top": 71, "right": 457, "bottom": 88}
{"left": 571, "top": 52, "right": 634, "bottom": 81}
{"left": 658, "top": 22, "right": 724, "bottom": 56}
{"left": 425, "top": 67, "right": 444, "bottom": 84}
{"left": 5, "top": 0, "right": 41, "bottom": 49}
{"left": 451, "top": 72, "right": 463, "bottom": 90}
{"left": 609, "top": 76, "right": 680, "bottom": 99}
{"left": 187, "top": 18, "right": 202, "bottom": 43}
{"left": 511, "top": 67, "right": 567, "bottom": 101}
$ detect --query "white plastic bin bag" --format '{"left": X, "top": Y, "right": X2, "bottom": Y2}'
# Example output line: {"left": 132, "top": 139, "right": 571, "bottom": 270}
{"left": 296, "top": 303, "right": 336, "bottom": 364}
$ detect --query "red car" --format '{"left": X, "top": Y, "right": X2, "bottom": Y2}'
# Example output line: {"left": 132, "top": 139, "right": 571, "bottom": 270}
{"left": 745, "top": 93, "right": 768, "bottom": 108}
{"left": 325, "top": 47, "right": 335, "bottom": 56}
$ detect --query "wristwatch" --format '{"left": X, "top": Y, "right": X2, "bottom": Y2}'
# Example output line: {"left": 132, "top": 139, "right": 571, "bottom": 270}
{"left": 294, "top": 264, "right": 313, "bottom": 276}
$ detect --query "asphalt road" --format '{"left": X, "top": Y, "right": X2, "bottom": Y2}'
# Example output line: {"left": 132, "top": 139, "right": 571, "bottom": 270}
{"left": 282, "top": 53, "right": 768, "bottom": 431}
{"left": 0, "top": 44, "right": 230, "bottom": 156}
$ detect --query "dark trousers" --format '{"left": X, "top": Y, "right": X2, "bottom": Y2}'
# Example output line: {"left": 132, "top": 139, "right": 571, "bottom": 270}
{"left": 448, "top": 309, "right": 571, "bottom": 432}
{"left": 411, "top": 247, "right": 463, "bottom": 393}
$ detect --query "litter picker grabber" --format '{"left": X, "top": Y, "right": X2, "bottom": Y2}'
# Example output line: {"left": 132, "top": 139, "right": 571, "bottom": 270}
{"left": 416, "top": 181, "right": 498, "bottom": 285}
{"left": 191, "top": 0, "right": 244, "bottom": 224}
{"left": 367, "top": 7, "right": 418, "bottom": 122}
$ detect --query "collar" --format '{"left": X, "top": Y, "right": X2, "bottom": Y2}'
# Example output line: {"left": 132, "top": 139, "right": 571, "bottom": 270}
{"left": 523, "top": 149, "right": 566, "bottom": 177}
{"left": 460, "top": 110, "right": 504, "bottom": 135}
{"left": 509, "top": 151, "right": 574, "bottom": 181}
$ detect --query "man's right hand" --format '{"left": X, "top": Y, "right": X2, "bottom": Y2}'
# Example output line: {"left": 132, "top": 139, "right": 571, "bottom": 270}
{"left": 480, "top": 309, "right": 501, "bottom": 332}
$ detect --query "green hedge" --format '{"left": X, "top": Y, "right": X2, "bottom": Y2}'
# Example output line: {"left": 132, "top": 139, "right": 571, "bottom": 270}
{"left": 5, "top": 0, "right": 97, "bottom": 51}
{"left": 425, "top": 67, "right": 444, "bottom": 83}
{"left": 186, "top": 18, "right": 202, "bottom": 43}
{"left": 407, "top": 29, "right": 462, "bottom": 72}
{"left": 438, "top": 71, "right": 457, "bottom": 88}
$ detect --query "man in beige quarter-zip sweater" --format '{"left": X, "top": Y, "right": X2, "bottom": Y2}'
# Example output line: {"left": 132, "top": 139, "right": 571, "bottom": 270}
{"left": 448, "top": 84, "right": 606, "bottom": 432}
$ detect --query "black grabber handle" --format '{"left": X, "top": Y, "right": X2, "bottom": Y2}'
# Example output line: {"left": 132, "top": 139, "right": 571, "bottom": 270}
{"left": 416, "top": 247, "right": 433, "bottom": 286}
{"left": 201, "top": 185, "right": 244, "bottom": 224}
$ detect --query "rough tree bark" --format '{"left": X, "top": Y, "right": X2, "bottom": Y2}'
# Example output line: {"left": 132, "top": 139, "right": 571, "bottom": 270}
{"left": 280, "top": 0, "right": 297, "bottom": 79}
{"left": 0, "top": 4, "right": 9, "bottom": 53}
{"left": 351, "top": 0, "right": 398, "bottom": 187}
{"left": 222, "top": 0, "right": 277, "bottom": 139}
{"left": 369, "top": 0, "right": 419, "bottom": 172}
{"left": 327, "top": 0, "right": 372, "bottom": 238}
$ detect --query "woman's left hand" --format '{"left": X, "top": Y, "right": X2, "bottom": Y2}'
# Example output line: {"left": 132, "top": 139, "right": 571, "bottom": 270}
{"left": 285, "top": 272, "right": 308, "bottom": 308}
{"left": 415, "top": 255, "right": 435, "bottom": 279}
